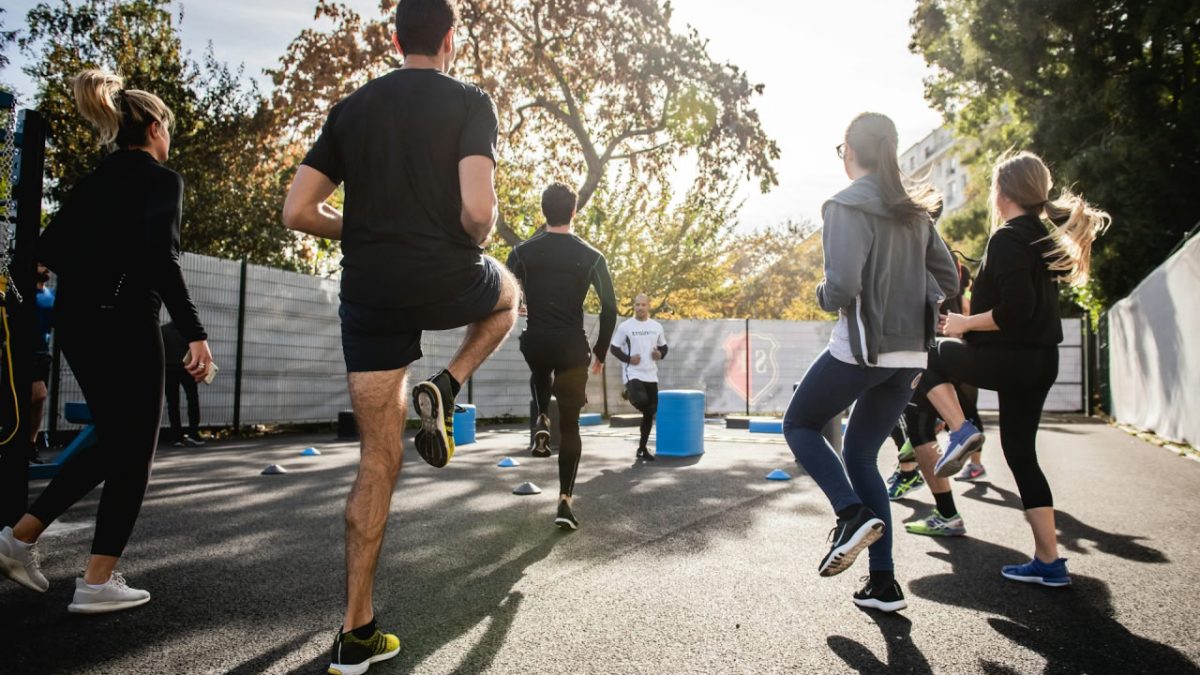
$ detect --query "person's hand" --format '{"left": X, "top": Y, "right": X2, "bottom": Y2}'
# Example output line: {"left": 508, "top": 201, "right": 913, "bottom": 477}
{"left": 184, "top": 340, "right": 213, "bottom": 383}
{"left": 630, "top": 353, "right": 642, "bottom": 365}
{"left": 941, "top": 313, "right": 969, "bottom": 338}
{"left": 590, "top": 357, "right": 604, "bottom": 375}
{"left": 651, "top": 348, "right": 662, "bottom": 361}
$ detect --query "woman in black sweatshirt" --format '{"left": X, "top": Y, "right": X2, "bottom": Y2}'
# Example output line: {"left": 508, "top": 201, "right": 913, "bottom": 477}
{"left": 0, "top": 69, "right": 211, "bottom": 613}
{"left": 918, "top": 150, "right": 1109, "bottom": 588}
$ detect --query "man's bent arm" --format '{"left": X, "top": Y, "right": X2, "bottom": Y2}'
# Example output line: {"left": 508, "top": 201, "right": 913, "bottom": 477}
{"left": 460, "top": 156, "right": 498, "bottom": 244}
{"left": 283, "top": 166, "right": 343, "bottom": 240}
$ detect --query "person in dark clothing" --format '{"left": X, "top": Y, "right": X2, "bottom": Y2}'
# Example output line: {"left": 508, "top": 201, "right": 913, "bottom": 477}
{"left": 609, "top": 294, "right": 668, "bottom": 460}
{"left": 920, "top": 150, "right": 1110, "bottom": 588}
{"left": 161, "top": 322, "right": 203, "bottom": 447}
{"left": 0, "top": 69, "right": 211, "bottom": 614}
{"left": 506, "top": 183, "right": 617, "bottom": 530}
{"left": 29, "top": 263, "right": 55, "bottom": 462}
{"left": 282, "top": 2, "right": 518, "bottom": 669}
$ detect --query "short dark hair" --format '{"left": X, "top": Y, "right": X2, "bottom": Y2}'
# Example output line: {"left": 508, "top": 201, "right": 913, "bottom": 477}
{"left": 394, "top": 0, "right": 459, "bottom": 57}
{"left": 541, "top": 183, "right": 577, "bottom": 226}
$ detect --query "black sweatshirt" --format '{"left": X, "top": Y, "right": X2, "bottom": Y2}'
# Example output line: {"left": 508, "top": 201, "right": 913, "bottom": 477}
{"left": 38, "top": 150, "right": 206, "bottom": 342}
{"left": 505, "top": 230, "right": 617, "bottom": 363}
{"left": 967, "top": 214, "right": 1062, "bottom": 347}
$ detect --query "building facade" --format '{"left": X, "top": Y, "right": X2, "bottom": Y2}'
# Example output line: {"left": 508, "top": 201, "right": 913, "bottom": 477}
{"left": 900, "top": 126, "right": 968, "bottom": 216}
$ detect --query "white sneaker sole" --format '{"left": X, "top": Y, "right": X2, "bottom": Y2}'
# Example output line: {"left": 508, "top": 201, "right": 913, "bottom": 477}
{"left": 0, "top": 550, "right": 48, "bottom": 593}
{"left": 853, "top": 596, "right": 908, "bottom": 612}
{"left": 819, "top": 518, "right": 885, "bottom": 577}
{"left": 329, "top": 644, "right": 401, "bottom": 675}
{"left": 935, "top": 432, "right": 985, "bottom": 477}
{"left": 68, "top": 595, "right": 151, "bottom": 614}
{"left": 554, "top": 517, "right": 578, "bottom": 530}
{"left": 1000, "top": 571, "right": 1071, "bottom": 587}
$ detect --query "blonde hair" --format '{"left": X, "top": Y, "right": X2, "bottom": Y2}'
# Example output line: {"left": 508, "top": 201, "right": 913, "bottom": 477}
{"left": 71, "top": 69, "right": 174, "bottom": 149}
{"left": 992, "top": 151, "right": 1111, "bottom": 286}
{"left": 846, "top": 112, "right": 942, "bottom": 226}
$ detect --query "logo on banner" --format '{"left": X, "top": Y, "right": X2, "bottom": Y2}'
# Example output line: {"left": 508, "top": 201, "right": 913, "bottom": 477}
{"left": 724, "top": 332, "right": 780, "bottom": 405}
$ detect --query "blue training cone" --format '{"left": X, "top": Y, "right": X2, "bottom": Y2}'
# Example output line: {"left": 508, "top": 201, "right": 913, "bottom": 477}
{"left": 301, "top": 447, "right": 321, "bottom": 456}
{"left": 498, "top": 457, "right": 520, "bottom": 467}
{"left": 765, "top": 469, "right": 791, "bottom": 481}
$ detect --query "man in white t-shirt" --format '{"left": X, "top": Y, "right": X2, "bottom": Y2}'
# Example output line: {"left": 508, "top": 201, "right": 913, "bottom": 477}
{"left": 609, "top": 294, "right": 668, "bottom": 460}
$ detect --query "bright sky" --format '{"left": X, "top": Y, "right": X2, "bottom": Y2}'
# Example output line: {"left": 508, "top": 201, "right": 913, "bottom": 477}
{"left": 1, "top": 0, "right": 944, "bottom": 229}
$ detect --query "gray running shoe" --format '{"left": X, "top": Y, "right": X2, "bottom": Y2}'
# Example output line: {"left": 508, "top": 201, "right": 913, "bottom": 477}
{"left": 67, "top": 573, "right": 150, "bottom": 614}
{"left": 0, "top": 526, "right": 48, "bottom": 592}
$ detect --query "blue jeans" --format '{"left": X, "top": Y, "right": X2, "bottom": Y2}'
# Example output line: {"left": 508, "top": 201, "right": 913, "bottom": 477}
{"left": 783, "top": 350, "right": 921, "bottom": 572}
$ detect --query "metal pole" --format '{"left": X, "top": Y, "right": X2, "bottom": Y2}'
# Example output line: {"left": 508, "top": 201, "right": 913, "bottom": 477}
{"left": 744, "top": 318, "right": 751, "bottom": 416}
{"left": 232, "top": 258, "right": 248, "bottom": 434}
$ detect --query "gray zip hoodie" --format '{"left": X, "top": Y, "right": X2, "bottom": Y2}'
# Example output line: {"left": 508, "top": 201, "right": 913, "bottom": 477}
{"left": 816, "top": 173, "right": 960, "bottom": 367}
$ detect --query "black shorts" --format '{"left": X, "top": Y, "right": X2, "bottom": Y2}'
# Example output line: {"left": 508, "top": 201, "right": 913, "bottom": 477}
{"left": 340, "top": 256, "right": 505, "bottom": 372}
{"left": 32, "top": 352, "right": 51, "bottom": 384}
{"left": 626, "top": 380, "right": 659, "bottom": 414}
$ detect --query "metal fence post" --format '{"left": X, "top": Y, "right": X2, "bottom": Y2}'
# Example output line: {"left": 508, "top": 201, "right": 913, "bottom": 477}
{"left": 744, "top": 318, "right": 751, "bottom": 416}
{"left": 232, "top": 258, "right": 248, "bottom": 434}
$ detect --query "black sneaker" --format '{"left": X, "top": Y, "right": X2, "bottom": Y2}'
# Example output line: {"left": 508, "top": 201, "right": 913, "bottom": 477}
{"left": 531, "top": 414, "right": 551, "bottom": 458}
{"left": 555, "top": 500, "right": 578, "bottom": 530}
{"left": 818, "top": 506, "right": 885, "bottom": 577}
{"left": 637, "top": 447, "right": 656, "bottom": 461}
{"left": 412, "top": 371, "right": 456, "bottom": 468}
{"left": 852, "top": 577, "right": 908, "bottom": 612}
{"left": 181, "top": 435, "right": 205, "bottom": 448}
{"left": 328, "top": 626, "right": 401, "bottom": 675}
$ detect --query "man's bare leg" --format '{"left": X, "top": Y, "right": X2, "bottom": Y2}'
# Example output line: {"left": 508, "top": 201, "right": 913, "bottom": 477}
{"left": 446, "top": 266, "right": 519, "bottom": 385}
{"left": 343, "top": 368, "right": 407, "bottom": 633}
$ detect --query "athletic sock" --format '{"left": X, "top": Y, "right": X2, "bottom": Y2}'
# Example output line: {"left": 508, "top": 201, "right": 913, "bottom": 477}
{"left": 349, "top": 618, "right": 377, "bottom": 639}
{"left": 869, "top": 569, "right": 895, "bottom": 586}
{"left": 933, "top": 491, "right": 958, "bottom": 519}
{"left": 85, "top": 578, "right": 109, "bottom": 590}
{"left": 899, "top": 468, "right": 919, "bottom": 481}
{"left": 12, "top": 536, "right": 33, "bottom": 549}
{"left": 439, "top": 370, "right": 461, "bottom": 397}
{"left": 835, "top": 504, "right": 862, "bottom": 521}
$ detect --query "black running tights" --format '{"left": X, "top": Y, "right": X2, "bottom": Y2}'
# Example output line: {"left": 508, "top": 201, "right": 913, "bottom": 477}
{"left": 626, "top": 380, "right": 658, "bottom": 450}
{"left": 529, "top": 363, "right": 588, "bottom": 497}
{"left": 29, "top": 312, "right": 165, "bottom": 556}
{"left": 921, "top": 339, "right": 1058, "bottom": 509}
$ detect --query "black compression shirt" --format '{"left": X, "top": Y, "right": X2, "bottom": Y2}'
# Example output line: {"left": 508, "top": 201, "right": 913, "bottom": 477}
{"left": 38, "top": 149, "right": 206, "bottom": 342}
{"left": 302, "top": 68, "right": 499, "bottom": 308}
{"left": 505, "top": 230, "right": 618, "bottom": 362}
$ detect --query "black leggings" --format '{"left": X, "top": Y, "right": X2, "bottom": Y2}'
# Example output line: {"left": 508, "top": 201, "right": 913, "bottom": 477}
{"left": 922, "top": 339, "right": 1058, "bottom": 509}
{"left": 626, "top": 380, "right": 658, "bottom": 450}
{"left": 29, "top": 312, "right": 165, "bottom": 556}
{"left": 164, "top": 364, "right": 200, "bottom": 441}
{"left": 521, "top": 331, "right": 589, "bottom": 497}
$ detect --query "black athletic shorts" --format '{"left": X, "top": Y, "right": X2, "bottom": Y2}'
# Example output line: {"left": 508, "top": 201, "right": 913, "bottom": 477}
{"left": 32, "top": 351, "right": 51, "bottom": 384}
{"left": 340, "top": 256, "right": 505, "bottom": 372}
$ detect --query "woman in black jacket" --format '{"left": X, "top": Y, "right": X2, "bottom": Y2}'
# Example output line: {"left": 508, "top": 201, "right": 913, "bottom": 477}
{"left": 0, "top": 69, "right": 212, "bottom": 613}
{"left": 919, "top": 150, "right": 1109, "bottom": 588}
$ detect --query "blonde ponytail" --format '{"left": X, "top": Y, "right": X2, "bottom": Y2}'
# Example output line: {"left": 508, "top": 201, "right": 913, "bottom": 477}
{"left": 991, "top": 150, "right": 1111, "bottom": 287}
{"left": 72, "top": 69, "right": 124, "bottom": 146}
{"left": 70, "top": 68, "right": 174, "bottom": 149}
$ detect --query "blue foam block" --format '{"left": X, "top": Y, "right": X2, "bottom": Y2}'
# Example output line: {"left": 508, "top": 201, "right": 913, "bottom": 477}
{"left": 453, "top": 404, "right": 477, "bottom": 445}
{"left": 655, "top": 390, "right": 705, "bottom": 457}
{"left": 765, "top": 469, "right": 792, "bottom": 481}
{"left": 579, "top": 412, "right": 602, "bottom": 426}
{"left": 748, "top": 419, "right": 784, "bottom": 434}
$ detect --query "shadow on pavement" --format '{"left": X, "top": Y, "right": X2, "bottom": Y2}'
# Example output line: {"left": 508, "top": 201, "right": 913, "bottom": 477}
{"left": 827, "top": 610, "right": 932, "bottom": 674}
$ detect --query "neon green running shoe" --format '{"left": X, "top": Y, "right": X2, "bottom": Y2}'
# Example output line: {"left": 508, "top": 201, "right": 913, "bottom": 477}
{"left": 887, "top": 471, "right": 925, "bottom": 501}
{"left": 896, "top": 440, "right": 916, "bottom": 463}
{"left": 329, "top": 626, "right": 401, "bottom": 675}
{"left": 905, "top": 509, "right": 966, "bottom": 537}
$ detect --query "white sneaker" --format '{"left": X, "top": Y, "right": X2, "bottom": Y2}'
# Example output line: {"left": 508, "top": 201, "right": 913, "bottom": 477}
{"left": 67, "top": 572, "right": 150, "bottom": 614}
{"left": 0, "top": 526, "right": 48, "bottom": 592}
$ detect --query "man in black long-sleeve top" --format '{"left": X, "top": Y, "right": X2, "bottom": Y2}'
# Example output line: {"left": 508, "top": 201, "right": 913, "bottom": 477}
{"left": 505, "top": 183, "right": 617, "bottom": 530}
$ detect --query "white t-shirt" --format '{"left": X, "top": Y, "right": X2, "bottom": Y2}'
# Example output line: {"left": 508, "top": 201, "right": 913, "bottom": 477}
{"left": 611, "top": 318, "right": 667, "bottom": 383}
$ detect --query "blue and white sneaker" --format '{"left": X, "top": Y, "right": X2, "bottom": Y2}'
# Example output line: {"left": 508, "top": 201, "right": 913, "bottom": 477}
{"left": 1001, "top": 557, "right": 1071, "bottom": 587}
{"left": 934, "top": 420, "right": 985, "bottom": 478}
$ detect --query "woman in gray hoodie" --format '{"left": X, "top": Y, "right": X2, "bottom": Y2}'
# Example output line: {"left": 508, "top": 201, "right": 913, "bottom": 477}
{"left": 782, "top": 112, "right": 959, "bottom": 612}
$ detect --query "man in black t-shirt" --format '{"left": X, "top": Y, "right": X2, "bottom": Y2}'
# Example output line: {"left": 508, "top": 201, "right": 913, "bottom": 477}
{"left": 282, "top": 1, "right": 518, "bottom": 671}
{"left": 505, "top": 183, "right": 617, "bottom": 530}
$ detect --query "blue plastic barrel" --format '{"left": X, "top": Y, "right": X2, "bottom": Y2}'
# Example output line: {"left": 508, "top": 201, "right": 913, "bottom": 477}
{"left": 654, "top": 390, "right": 705, "bottom": 457}
{"left": 453, "top": 404, "right": 477, "bottom": 446}
{"left": 579, "top": 412, "right": 602, "bottom": 426}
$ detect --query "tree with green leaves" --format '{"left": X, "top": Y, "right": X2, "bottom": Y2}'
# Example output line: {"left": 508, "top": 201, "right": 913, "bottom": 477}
{"left": 18, "top": 0, "right": 313, "bottom": 270}
{"left": 910, "top": 0, "right": 1200, "bottom": 310}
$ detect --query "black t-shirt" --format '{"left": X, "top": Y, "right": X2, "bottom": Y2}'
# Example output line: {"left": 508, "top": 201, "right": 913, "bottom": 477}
{"left": 303, "top": 68, "right": 499, "bottom": 308}
{"left": 968, "top": 214, "right": 1063, "bottom": 347}
{"left": 505, "top": 231, "right": 618, "bottom": 363}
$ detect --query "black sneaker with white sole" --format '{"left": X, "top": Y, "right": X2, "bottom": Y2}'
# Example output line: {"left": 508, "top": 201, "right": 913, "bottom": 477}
{"left": 531, "top": 414, "right": 551, "bottom": 458}
{"left": 555, "top": 500, "right": 578, "bottom": 530}
{"left": 637, "top": 447, "right": 656, "bottom": 461}
{"left": 817, "top": 506, "right": 885, "bottom": 577}
{"left": 412, "top": 371, "right": 456, "bottom": 468}
{"left": 852, "top": 577, "right": 908, "bottom": 612}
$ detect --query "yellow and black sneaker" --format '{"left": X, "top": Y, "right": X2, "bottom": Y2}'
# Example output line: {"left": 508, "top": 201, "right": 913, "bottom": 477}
{"left": 412, "top": 371, "right": 456, "bottom": 468}
{"left": 328, "top": 624, "right": 401, "bottom": 675}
